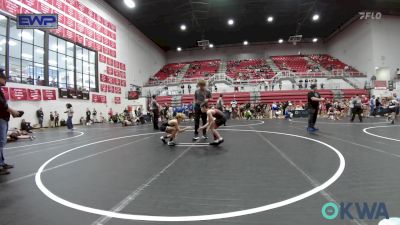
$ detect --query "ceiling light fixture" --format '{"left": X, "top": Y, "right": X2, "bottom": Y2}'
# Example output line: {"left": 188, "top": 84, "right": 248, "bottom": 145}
{"left": 312, "top": 14, "right": 320, "bottom": 21}
{"left": 209, "top": 44, "right": 214, "bottom": 48}
{"left": 243, "top": 40, "right": 248, "bottom": 46}
{"left": 123, "top": 0, "right": 136, "bottom": 8}
{"left": 267, "top": 16, "right": 274, "bottom": 23}
{"left": 228, "top": 19, "right": 234, "bottom": 26}
{"left": 180, "top": 24, "right": 186, "bottom": 31}
{"left": 278, "top": 39, "right": 284, "bottom": 43}
{"left": 177, "top": 47, "right": 182, "bottom": 52}
{"left": 312, "top": 38, "right": 318, "bottom": 43}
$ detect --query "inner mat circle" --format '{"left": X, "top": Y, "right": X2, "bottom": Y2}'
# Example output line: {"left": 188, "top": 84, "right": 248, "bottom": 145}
{"left": 35, "top": 129, "right": 345, "bottom": 222}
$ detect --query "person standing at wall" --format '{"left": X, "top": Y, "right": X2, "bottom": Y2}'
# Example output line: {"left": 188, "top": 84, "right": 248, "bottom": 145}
{"left": 85, "top": 108, "right": 91, "bottom": 125}
{"left": 193, "top": 80, "right": 212, "bottom": 140}
{"left": 65, "top": 103, "right": 74, "bottom": 130}
{"left": 49, "top": 112, "right": 55, "bottom": 128}
{"left": 54, "top": 111, "right": 59, "bottom": 127}
{"left": 151, "top": 95, "right": 160, "bottom": 129}
{"left": 36, "top": 107, "right": 44, "bottom": 128}
{"left": 92, "top": 108, "right": 97, "bottom": 123}
{"left": 307, "top": 84, "right": 325, "bottom": 132}
{"left": 0, "top": 69, "right": 21, "bottom": 175}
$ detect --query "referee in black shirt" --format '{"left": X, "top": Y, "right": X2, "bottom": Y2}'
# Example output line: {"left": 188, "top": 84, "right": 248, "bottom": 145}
{"left": 307, "top": 84, "right": 325, "bottom": 132}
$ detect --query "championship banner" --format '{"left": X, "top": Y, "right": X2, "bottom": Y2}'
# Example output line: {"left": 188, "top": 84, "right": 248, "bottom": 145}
{"left": 10, "top": 88, "right": 27, "bottom": 101}
{"left": 42, "top": 89, "right": 57, "bottom": 100}
{"left": 27, "top": 88, "right": 42, "bottom": 101}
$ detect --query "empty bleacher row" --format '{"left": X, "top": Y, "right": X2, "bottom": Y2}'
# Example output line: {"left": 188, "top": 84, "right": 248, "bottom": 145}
{"left": 147, "top": 54, "right": 363, "bottom": 86}
{"left": 155, "top": 89, "right": 368, "bottom": 107}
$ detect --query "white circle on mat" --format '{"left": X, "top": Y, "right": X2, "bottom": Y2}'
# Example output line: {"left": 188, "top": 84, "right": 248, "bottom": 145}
{"left": 35, "top": 129, "right": 345, "bottom": 222}
{"left": 363, "top": 125, "right": 400, "bottom": 142}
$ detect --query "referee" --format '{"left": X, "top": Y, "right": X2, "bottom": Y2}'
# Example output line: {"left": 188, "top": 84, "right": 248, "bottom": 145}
{"left": 307, "top": 84, "right": 325, "bottom": 132}
{"left": 193, "top": 80, "right": 211, "bottom": 140}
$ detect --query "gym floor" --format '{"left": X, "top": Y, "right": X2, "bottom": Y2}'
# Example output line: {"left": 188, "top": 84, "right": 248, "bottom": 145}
{"left": 0, "top": 118, "right": 399, "bottom": 225}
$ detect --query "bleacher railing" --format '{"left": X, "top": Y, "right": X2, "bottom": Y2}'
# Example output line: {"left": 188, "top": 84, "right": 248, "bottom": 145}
{"left": 145, "top": 69, "right": 366, "bottom": 87}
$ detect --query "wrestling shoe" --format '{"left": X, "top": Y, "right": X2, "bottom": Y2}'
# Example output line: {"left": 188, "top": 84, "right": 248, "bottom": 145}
{"left": 160, "top": 136, "right": 167, "bottom": 144}
{"left": 202, "top": 135, "right": 208, "bottom": 140}
{"left": 168, "top": 141, "right": 176, "bottom": 146}
{"left": 192, "top": 136, "right": 200, "bottom": 141}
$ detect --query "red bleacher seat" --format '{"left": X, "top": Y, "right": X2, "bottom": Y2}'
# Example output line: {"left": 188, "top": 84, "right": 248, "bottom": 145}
{"left": 153, "top": 63, "right": 186, "bottom": 81}
{"left": 309, "top": 54, "right": 359, "bottom": 73}
{"left": 184, "top": 60, "right": 221, "bottom": 79}
{"left": 271, "top": 55, "right": 310, "bottom": 73}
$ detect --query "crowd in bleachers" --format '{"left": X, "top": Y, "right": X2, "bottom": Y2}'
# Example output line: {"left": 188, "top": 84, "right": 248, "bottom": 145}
{"left": 184, "top": 60, "right": 220, "bottom": 79}
{"left": 146, "top": 55, "right": 363, "bottom": 86}
{"left": 309, "top": 54, "right": 358, "bottom": 72}
{"left": 226, "top": 59, "right": 275, "bottom": 80}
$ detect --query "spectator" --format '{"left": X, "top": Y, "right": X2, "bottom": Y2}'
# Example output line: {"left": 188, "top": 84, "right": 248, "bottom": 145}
{"left": 369, "top": 95, "right": 376, "bottom": 117}
{"left": 351, "top": 95, "right": 363, "bottom": 122}
{"left": 54, "top": 111, "right": 59, "bottom": 127}
{"left": 36, "top": 107, "right": 44, "bottom": 128}
{"left": 188, "top": 84, "right": 192, "bottom": 94}
{"left": 20, "top": 119, "right": 33, "bottom": 133}
{"left": 86, "top": 108, "right": 91, "bottom": 125}
{"left": 279, "top": 81, "right": 282, "bottom": 90}
{"left": 0, "top": 68, "right": 21, "bottom": 175}
{"left": 217, "top": 94, "right": 224, "bottom": 111}
{"left": 64, "top": 103, "right": 74, "bottom": 130}
{"left": 181, "top": 83, "right": 185, "bottom": 94}
{"left": 92, "top": 109, "right": 97, "bottom": 123}
{"left": 49, "top": 112, "right": 55, "bottom": 128}
{"left": 150, "top": 95, "right": 160, "bottom": 130}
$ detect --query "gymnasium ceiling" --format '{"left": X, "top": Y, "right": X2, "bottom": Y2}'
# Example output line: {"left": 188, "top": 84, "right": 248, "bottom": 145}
{"left": 104, "top": 0, "right": 400, "bottom": 51}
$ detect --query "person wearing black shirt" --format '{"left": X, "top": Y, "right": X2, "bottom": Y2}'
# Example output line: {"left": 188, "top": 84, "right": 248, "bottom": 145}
{"left": 0, "top": 69, "right": 21, "bottom": 175}
{"left": 86, "top": 108, "right": 91, "bottom": 125}
{"left": 36, "top": 107, "right": 44, "bottom": 128}
{"left": 307, "top": 84, "right": 325, "bottom": 132}
{"left": 150, "top": 95, "right": 160, "bottom": 129}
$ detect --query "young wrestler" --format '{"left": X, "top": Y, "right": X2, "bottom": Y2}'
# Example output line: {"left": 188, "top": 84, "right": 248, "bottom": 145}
{"left": 198, "top": 102, "right": 226, "bottom": 145}
{"left": 160, "top": 113, "right": 189, "bottom": 146}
